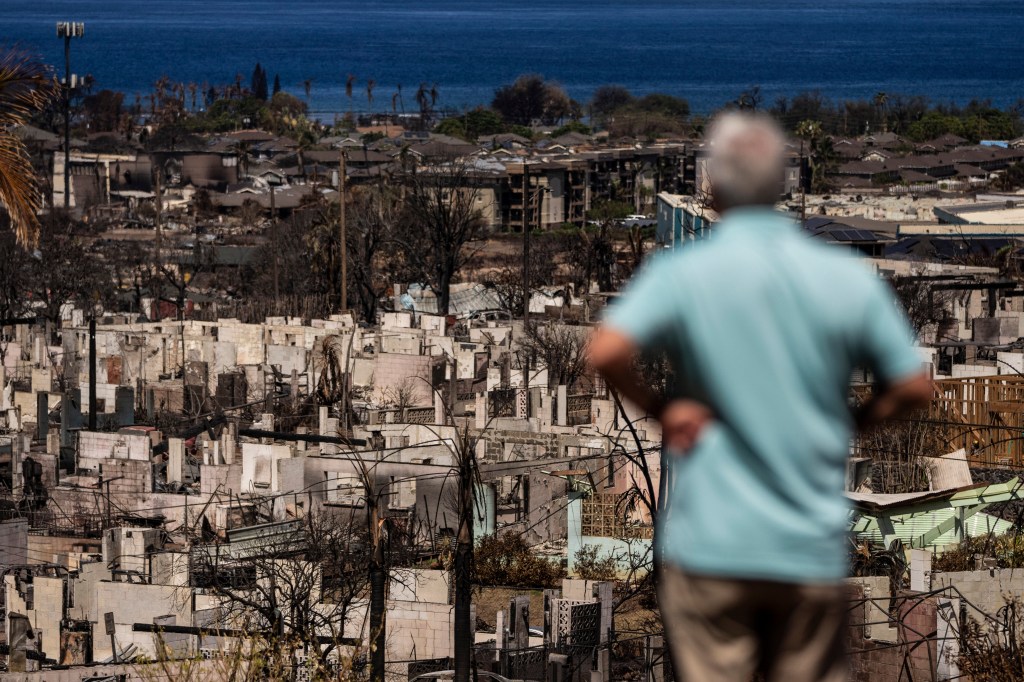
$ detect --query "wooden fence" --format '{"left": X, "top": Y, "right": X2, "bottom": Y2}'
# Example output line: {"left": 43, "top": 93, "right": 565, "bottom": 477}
{"left": 929, "top": 375, "right": 1024, "bottom": 467}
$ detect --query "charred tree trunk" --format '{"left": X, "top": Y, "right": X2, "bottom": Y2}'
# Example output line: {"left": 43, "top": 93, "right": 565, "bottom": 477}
{"left": 369, "top": 552, "right": 386, "bottom": 682}
{"left": 453, "top": 521, "right": 473, "bottom": 682}
{"left": 438, "top": 266, "right": 453, "bottom": 318}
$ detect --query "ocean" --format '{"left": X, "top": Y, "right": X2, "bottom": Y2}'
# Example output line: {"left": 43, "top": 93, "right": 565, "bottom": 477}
{"left": 4, "top": 0, "right": 1024, "bottom": 117}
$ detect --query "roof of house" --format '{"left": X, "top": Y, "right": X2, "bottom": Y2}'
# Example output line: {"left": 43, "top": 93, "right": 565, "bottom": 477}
{"left": 223, "top": 130, "right": 276, "bottom": 143}
{"left": 406, "top": 140, "right": 481, "bottom": 159}
{"left": 885, "top": 236, "right": 1021, "bottom": 260}
{"left": 212, "top": 186, "right": 338, "bottom": 209}
{"left": 550, "top": 131, "right": 592, "bottom": 146}
{"left": 478, "top": 133, "right": 532, "bottom": 147}
{"left": 397, "top": 282, "right": 503, "bottom": 317}
{"left": 853, "top": 508, "right": 1012, "bottom": 548}
{"left": 849, "top": 477, "right": 1022, "bottom": 549}
{"left": 804, "top": 215, "right": 896, "bottom": 242}
{"left": 899, "top": 169, "right": 936, "bottom": 184}
{"left": 955, "top": 164, "right": 988, "bottom": 177}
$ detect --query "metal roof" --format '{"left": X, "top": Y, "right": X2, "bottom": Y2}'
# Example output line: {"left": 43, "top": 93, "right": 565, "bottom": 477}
{"left": 852, "top": 509, "right": 1012, "bottom": 548}
{"left": 849, "top": 478, "right": 1023, "bottom": 549}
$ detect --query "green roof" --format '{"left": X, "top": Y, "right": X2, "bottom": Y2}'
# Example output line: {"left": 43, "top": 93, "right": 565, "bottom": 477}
{"left": 852, "top": 509, "right": 1013, "bottom": 548}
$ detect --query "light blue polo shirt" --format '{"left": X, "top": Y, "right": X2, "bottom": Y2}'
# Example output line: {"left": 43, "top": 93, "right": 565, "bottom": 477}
{"left": 605, "top": 207, "right": 922, "bottom": 582}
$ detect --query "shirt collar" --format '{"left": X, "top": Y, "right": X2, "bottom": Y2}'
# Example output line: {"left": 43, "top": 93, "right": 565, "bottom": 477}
{"left": 717, "top": 206, "right": 798, "bottom": 236}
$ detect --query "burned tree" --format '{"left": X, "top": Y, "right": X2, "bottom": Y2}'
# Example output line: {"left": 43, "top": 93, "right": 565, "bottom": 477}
{"left": 574, "top": 200, "right": 632, "bottom": 293}
{"left": 890, "top": 275, "right": 954, "bottom": 337}
{"left": 347, "top": 182, "right": 404, "bottom": 322}
{"left": 157, "top": 241, "right": 216, "bottom": 321}
{"left": 27, "top": 213, "right": 109, "bottom": 334}
{"left": 398, "top": 158, "right": 486, "bottom": 316}
{"left": 491, "top": 235, "right": 563, "bottom": 317}
{"left": 190, "top": 509, "right": 372, "bottom": 678}
{"left": 519, "top": 321, "right": 591, "bottom": 390}
{"left": 0, "top": 228, "right": 29, "bottom": 366}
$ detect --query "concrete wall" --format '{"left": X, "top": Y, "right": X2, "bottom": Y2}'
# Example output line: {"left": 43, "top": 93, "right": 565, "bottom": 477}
{"left": 932, "top": 568, "right": 1024, "bottom": 617}
{"left": 0, "top": 520, "right": 29, "bottom": 566}
{"left": 389, "top": 569, "right": 450, "bottom": 604}
{"left": 367, "top": 353, "right": 437, "bottom": 406}
{"left": 566, "top": 493, "right": 652, "bottom": 579}
{"left": 4, "top": 574, "right": 65, "bottom": 663}
{"left": 386, "top": 600, "right": 454, "bottom": 666}
{"left": 240, "top": 442, "right": 293, "bottom": 493}
{"left": 77, "top": 431, "right": 151, "bottom": 472}
{"left": 847, "top": 585, "right": 939, "bottom": 682}
{"left": 27, "top": 535, "right": 101, "bottom": 567}
{"left": 846, "top": 576, "right": 898, "bottom": 641}
{"left": 88, "top": 581, "right": 191, "bottom": 660}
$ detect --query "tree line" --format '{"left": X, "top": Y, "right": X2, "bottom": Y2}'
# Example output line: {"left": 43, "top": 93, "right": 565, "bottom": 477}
{"left": 54, "top": 61, "right": 1024, "bottom": 157}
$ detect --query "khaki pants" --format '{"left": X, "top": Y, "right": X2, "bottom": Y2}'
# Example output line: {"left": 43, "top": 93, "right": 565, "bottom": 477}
{"left": 658, "top": 564, "right": 848, "bottom": 682}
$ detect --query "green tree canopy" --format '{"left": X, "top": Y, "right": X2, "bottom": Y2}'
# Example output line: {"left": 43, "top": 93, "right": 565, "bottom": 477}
{"left": 492, "top": 74, "right": 572, "bottom": 126}
{"left": 591, "top": 85, "right": 634, "bottom": 118}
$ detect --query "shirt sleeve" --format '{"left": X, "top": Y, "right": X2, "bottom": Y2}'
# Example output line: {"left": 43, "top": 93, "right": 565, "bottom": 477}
{"left": 859, "top": 275, "right": 924, "bottom": 385}
{"left": 603, "top": 257, "right": 677, "bottom": 351}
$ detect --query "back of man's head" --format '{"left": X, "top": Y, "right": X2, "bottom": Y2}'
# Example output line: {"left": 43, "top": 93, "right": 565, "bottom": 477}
{"left": 706, "top": 111, "right": 787, "bottom": 212}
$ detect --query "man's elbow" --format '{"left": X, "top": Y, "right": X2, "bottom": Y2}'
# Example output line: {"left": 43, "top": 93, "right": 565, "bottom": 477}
{"left": 893, "top": 373, "right": 934, "bottom": 412}
{"left": 586, "top": 328, "right": 635, "bottom": 376}
{"left": 585, "top": 341, "right": 616, "bottom": 376}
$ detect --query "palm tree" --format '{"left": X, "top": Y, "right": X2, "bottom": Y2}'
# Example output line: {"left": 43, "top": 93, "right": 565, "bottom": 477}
{"left": 232, "top": 139, "right": 252, "bottom": 179}
{"left": 873, "top": 91, "right": 888, "bottom": 133}
{"left": 0, "top": 50, "right": 55, "bottom": 246}
{"left": 415, "top": 83, "right": 429, "bottom": 130}
{"left": 303, "top": 78, "right": 313, "bottom": 108}
{"left": 345, "top": 74, "right": 356, "bottom": 122}
{"left": 365, "top": 79, "right": 375, "bottom": 123}
{"left": 796, "top": 120, "right": 836, "bottom": 193}
{"left": 294, "top": 124, "right": 317, "bottom": 180}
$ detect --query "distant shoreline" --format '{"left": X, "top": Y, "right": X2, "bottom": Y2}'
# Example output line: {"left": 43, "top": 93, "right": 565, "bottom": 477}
{"left": 8, "top": 0, "right": 1024, "bottom": 115}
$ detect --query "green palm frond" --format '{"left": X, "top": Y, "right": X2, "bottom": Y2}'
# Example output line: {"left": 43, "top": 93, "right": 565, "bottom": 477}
{"left": 0, "top": 49, "right": 56, "bottom": 246}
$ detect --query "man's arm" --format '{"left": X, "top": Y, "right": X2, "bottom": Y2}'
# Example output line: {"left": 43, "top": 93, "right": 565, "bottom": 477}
{"left": 854, "top": 275, "right": 934, "bottom": 431}
{"left": 588, "top": 327, "right": 713, "bottom": 452}
{"left": 855, "top": 372, "right": 933, "bottom": 431}
{"left": 587, "top": 328, "right": 662, "bottom": 414}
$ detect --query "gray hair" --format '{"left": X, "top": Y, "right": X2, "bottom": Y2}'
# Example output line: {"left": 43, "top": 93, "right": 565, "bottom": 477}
{"left": 706, "top": 111, "right": 787, "bottom": 210}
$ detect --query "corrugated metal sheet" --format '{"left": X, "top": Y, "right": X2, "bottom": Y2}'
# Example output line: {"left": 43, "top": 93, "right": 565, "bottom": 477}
{"left": 400, "top": 283, "right": 502, "bottom": 317}
{"left": 853, "top": 510, "right": 1013, "bottom": 548}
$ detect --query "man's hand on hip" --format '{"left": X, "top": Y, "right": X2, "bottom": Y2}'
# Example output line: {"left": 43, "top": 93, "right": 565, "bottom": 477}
{"left": 660, "top": 399, "right": 714, "bottom": 453}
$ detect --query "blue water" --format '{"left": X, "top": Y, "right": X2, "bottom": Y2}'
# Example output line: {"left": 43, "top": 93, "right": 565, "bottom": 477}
{"left": 4, "top": 0, "right": 1024, "bottom": 116}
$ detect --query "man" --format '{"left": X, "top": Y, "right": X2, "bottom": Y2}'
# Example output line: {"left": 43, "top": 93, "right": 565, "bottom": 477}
{"left": 587, "top": 112, "right": 932, "bottom": 682}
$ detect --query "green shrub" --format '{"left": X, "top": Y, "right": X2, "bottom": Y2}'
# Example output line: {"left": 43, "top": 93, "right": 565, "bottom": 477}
{"left": 474, "top": 533, "right": 565, "bottom": 588}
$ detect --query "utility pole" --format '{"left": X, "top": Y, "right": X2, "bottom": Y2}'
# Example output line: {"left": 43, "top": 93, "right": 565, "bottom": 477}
{"left": 522, "top": 165, "right": 531, "bottom": 326}
{"left": 98, "top": 472, "right": 124, "bottom": 529}
{"left": 339, "top": 151, "right": 348, "bottom": 312}
{"left": 154, "top": 166, "right": 163, "bottom": 261}
{"left": 800, "top": 138, "right": 807, "bottom": 223}
{"left": 88, "top": 315, "right": 96, "bottom": 431}
{"left": 56, "top": 22, "right": 84, "bottom": 211}
{"left": 453, "top": 433, "right": 475, "bottom": 682}
{"left": 365, "top": 478, "right": 387, "bottom": 682}
{"left": 270, "top": 185, "right": 279, "bottom": 307}
{"left": 521, "top": 166, "right": 532, "bottom": 419}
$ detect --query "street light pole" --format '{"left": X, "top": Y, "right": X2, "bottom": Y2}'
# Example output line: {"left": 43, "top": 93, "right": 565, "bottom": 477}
{"left": 56, "top": 21, "right": 84, "bottom": 212}
{"left": 522, "top": 165, "right": 531, "bottom": 326}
